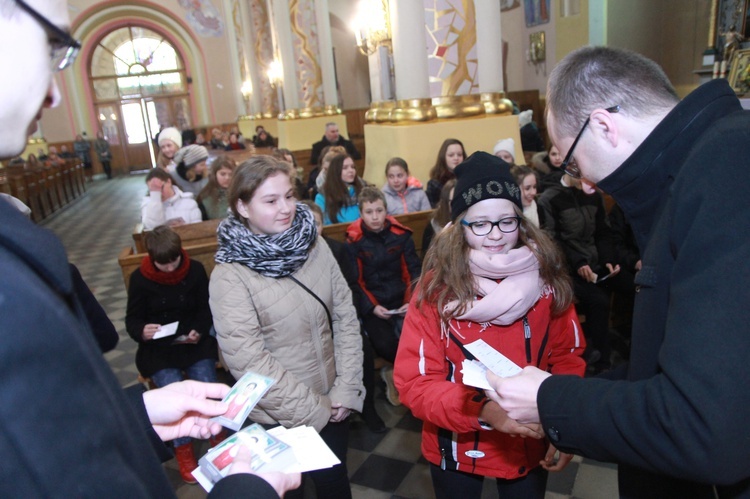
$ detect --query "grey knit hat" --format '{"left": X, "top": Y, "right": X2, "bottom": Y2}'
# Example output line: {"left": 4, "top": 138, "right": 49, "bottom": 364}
{"left": 450, "top": 151, "right": 522, "bottom": 221}
{"left": 174, "top": 144, "right": 209, "bottom": 169}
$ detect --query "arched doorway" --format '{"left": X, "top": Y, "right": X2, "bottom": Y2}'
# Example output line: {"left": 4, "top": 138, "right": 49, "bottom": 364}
{"left": 89, "top": 25, "right": 190, "bottom": 170}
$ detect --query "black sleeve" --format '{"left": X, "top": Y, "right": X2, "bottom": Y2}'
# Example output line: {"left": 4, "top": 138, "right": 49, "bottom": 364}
{"left": 344, "top": 139, "right": 361, "bottom": 160}
{"left": 310, "top": 141, "right": 323, "bottom": 165}
{"left": 425, "top": 180, "right": 441, "bottom": 208}
{"left": 189, "top": 263, "right": 213, "bottom": 336}
{"left": 402, "top": 235, "right": 422, "bottom": 286}
{"left": 593, "top": 195, "right": 617, "bottom": 268}
{"left": 122, "top": 384, "right": 174, "bottom": 463}
{"left": 208, "top": 473, "right": 280, "bottom": 499}
{"left": 125, "top": 271, "right": 149, "bottom": 344}
{"left": 70, "top": 264, "right": 119, "bottom": 353}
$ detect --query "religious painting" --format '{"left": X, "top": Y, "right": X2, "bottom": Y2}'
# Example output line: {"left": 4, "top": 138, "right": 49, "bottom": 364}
{"left": 524, "top": 0, "right": 550, "bottom": 27}
{"left": 728, "top": 48, "right": 750, "bottom": 96}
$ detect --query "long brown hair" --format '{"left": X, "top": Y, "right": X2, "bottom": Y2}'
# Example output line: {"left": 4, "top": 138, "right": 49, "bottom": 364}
{"left": 322, "top": 153, "right": 363, "bottom": 223}
{"left": 198, "top": 155, "right": 236, "bottom": 204}
{"left": 428, "top": 138, "right": 466, "bottom": 184}
{"left": 418, "top": 204, "right": 573, "bottom": 323}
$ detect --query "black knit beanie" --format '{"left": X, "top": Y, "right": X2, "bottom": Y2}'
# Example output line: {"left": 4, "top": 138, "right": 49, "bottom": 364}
{"left": 450, "top": 151, "right": 522, "bottom": 221}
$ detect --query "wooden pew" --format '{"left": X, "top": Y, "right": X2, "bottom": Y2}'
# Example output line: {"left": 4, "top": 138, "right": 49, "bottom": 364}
{"left": 121, "top": 209, "right": 434, "bottom": 291}
{"left": 322, "top": 209, "right": 433, "bottom": 257}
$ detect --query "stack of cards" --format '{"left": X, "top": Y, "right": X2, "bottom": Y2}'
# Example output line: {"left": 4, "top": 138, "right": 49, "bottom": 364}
{"left": 460, "top": 339, "right": 522, "bottom": 390}
{"left": 212, "top": 371, "right": 275, "bottom": 431}
{"left": 195, "top": 424, "right": 296, "bottom": 489}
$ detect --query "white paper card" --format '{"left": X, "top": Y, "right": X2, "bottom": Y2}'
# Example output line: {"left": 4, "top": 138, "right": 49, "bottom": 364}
{"left": 153, "top": 321, "right": 178, "bottom": 340}
{"left": 267, "top": 426, "right": 340, "bottom": 473}
{"left": 461, "top": 359, "right": 494, "bottom": 391}
{"left": 464, "top": 339, "right": 522, "bottom": 378}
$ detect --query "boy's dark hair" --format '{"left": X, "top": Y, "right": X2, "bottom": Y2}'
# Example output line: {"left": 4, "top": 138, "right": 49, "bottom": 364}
{"left": 144, "top": 225, "right": 182, "bottom": 264}
{"left": 145, "top": 168, "right": 172, "bottom": 183}
{"left": 358, "top": 186, "right": 386, "bottom": 210}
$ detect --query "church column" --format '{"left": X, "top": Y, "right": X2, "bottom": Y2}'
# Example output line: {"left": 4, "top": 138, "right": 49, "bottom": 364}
{"left": 474, "top": 0, "right": 512, "bottom": 114}
{"left": 388, "top": 0, "right": 435, "bottom": 121}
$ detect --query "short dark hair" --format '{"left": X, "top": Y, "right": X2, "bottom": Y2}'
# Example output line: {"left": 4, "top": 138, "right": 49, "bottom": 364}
{"left": 358, "top": 186, "right": 386, "bottom": 209}
{"left": 144, "top": 225, "right": 182, "bottom": 264}
{"left": 145, "top": 168, "right": 172, "bottom": 183}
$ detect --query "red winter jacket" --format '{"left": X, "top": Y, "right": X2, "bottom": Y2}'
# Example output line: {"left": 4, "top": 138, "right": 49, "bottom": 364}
{"left": 394, "top": 288, "right": 585, "bottom": 479}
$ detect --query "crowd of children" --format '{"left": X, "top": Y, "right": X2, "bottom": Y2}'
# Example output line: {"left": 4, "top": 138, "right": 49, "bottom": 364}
{"left": 132, "top": 125, "right": 637, "bottom": 497}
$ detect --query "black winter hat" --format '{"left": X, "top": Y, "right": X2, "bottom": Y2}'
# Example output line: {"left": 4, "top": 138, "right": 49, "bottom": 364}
{"left": 450, "top": 151, "right": 522, "bottom": 221}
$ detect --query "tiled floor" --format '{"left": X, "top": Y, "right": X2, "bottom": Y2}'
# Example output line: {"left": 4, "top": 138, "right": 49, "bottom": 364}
{"left": 41, "top": 174, "right": 618, "bottom": 498}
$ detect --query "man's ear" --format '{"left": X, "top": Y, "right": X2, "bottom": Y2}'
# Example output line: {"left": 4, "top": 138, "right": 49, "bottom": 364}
{"left": 236, "top": 200, "right": 249, "bottom": 219}
{"left": 589, "top": 108, "right": 619, "bottom": 149}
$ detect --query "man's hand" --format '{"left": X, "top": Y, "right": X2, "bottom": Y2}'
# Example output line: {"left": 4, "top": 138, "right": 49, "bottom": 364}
{"left": 228, "top": 446, "right": 302, "bottom": 496}
{"left": 142, "top": 380, "right": 229, "bottom": 442}
{"left": 485, "top": 367, "right": 550, "bottom": 424}
{"left": 479, "top": 400, "right": 543, "bottom": 438}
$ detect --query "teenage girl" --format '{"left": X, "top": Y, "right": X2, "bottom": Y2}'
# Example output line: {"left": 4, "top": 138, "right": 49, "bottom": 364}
{"left": 197, "top": 155, "right": 236, "bottom": 220}
{"left": 426, "top": 138, "right": 466, "bottom": 208}
{"left": 511, "top": 164, "right": 544, "bottom": 228}
{"left": 381, "top": 157, "right": 431, "bottom": 215}
{"left": 315, "top": 153, "right": 365, "bottom": 225}
{"left": 394, "top": 151, "right": 586, "bottom": 499}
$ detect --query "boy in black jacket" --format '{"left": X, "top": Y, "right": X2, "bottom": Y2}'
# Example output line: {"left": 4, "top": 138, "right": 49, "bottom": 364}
{"left": 346, "top": 188, "right": 421, "bottom": 406}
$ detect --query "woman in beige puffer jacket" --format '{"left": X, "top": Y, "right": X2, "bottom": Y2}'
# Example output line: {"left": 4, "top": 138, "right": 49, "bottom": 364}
{"left": 209, "top": 156, "right": 363, "bottom": 498}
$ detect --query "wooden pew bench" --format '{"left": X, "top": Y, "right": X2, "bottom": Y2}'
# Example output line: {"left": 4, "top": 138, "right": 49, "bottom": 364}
{"left": 120, "top": 209, "right": 434, "bottom": 291}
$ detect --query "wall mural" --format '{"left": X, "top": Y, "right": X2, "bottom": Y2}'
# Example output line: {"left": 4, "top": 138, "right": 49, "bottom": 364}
{"left": 249, "top": 0, "right": 278, "bottom": 117}
{"left": 178, "top": 0, "right": 224, "bottom": 37}
{"left": 424, "top": 0, "right": 479, "bottom": 98}
{"left": 289, "top": 0, "right": 324, "bottom": 109}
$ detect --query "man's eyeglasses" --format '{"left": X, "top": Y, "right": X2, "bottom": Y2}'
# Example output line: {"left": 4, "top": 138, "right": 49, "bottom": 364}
{"left": 15, "top": 0, "right": 81, "bottom": 71}
{"left": 460, "top": 217, "right": 521, "bottom": 236}
{"left": 560, "top": 105, "right": 620, "bottom": 179}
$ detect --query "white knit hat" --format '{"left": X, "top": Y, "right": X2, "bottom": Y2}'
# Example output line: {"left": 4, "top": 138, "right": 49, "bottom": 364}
{"left": 493, "top": 138, "right": 515, "bottom": 160}
{"left": 158, "top": 127, "right": 183, "bottom": 148}
{"left": 518, "top": 109, "right": 533, "bottom": 128}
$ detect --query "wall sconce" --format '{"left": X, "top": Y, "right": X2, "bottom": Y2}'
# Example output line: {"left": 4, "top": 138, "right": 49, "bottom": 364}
{"left": 266, "top": 60, "right": 283, "bottom": 86}
{"left": 352, "top": 0, "right": 391, "bottom": 56}
{"left": 240, "top": 79, "right": 253, "bottom": 99}
{"left": 529, "top": 31, "right": 546, "bottom": 64}
{"left": 266, "top": 60, "right": 285, "bottom": 116}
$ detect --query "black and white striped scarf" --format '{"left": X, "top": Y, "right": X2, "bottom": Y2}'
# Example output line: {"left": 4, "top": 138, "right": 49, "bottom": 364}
{"left": 215, "top": 202, "right": 317, "bottom": 278}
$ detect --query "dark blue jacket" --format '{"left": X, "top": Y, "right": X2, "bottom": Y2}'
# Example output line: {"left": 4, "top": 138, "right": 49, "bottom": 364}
{"left": 537, "top": 79, "right": 750, "bottom": 498}
{"left": 346, "top": 217, "right": 421, "bottom": 315}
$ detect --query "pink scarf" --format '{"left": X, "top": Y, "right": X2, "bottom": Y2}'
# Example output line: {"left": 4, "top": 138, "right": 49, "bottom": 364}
{"left": 446, "top": 245, "right": 543, "bottom": 326}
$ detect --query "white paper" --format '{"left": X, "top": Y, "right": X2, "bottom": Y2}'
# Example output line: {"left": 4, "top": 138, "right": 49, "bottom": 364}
{"left": 461, "top": 359, "right": 494, "bottom": 391}
{"left": 192, "top": 467, "right": 214, "bottom": 492}
{"left": 464, "top": 339, "right": 522, "bottom": 378}
{"left": 267, "top": 426, "right": 340, "bottom": 473}
{"left": 153, "top": 321, "right": 178, "bottom": 340}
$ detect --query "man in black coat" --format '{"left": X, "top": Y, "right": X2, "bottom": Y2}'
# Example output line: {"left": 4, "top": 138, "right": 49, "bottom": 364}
{"left": 0, "top": 1, "right": 298, "bottom": 497}
{"left": 488, "top": 46, "right": 750, "bottom": 498}
{"left": 309, "top": 122, "right": 361, "bottom": 165}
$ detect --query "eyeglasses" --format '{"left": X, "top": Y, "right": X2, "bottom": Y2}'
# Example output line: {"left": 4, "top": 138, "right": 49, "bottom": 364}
{"left": 15, "top": 0, "right": 81, "bottom": 71}
{"left": 461, "top": 217, "right": 521, "bottom": 236}
{"left": 560, "top": 105, "right": 620, "bottom": 179}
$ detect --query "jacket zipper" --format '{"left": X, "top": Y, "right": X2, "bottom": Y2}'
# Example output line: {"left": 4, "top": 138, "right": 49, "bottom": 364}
{"left": 440, "top": 448, "right": 446, "bottom": 470}
{"left": 523, "top": 315, "right": 531, "bottom": 364}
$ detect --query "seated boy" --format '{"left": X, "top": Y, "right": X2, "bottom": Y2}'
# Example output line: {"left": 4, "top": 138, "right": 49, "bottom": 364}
{"left": 141, "top": 168, "right": 202, "bottom": 230}
{"left": 346, "top": 187, "right": 421, "bottom": 406}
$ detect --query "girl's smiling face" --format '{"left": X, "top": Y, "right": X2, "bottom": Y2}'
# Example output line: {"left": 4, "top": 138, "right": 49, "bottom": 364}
{"left": 519, "top": 173, "right": 537, "bottom": 208}
{"left": 462, "top": 198, "right": 520, "bottom": 255}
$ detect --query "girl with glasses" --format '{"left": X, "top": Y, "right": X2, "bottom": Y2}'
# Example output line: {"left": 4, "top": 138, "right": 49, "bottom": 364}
{"left": 394, "top": 152, "right": 586, "bottom": 499}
